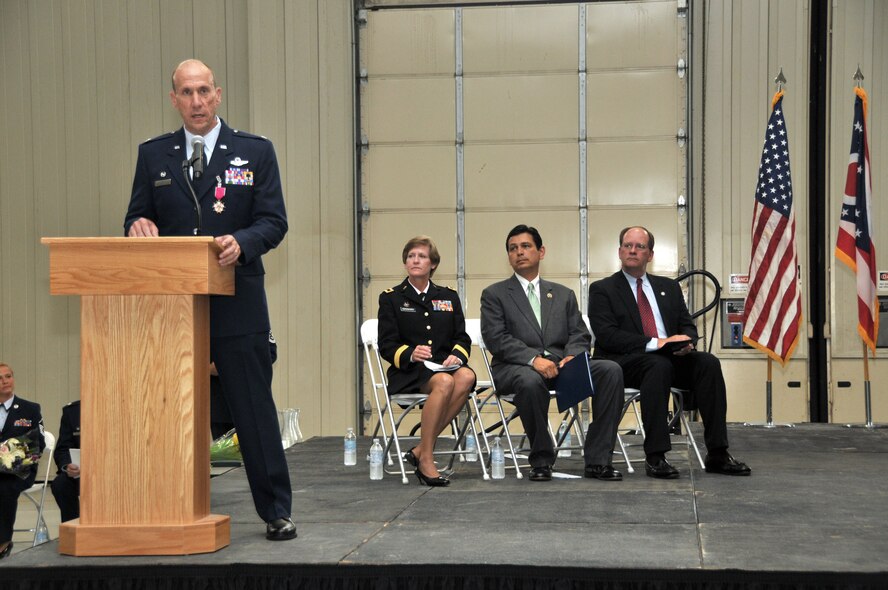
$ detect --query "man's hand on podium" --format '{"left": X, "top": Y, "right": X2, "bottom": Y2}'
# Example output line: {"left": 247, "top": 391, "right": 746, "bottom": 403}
{"left": 215, "top": 235, "right": 241, "bottom": 267}
{"left": 128, "top": 217, "right": 159, "bottom": 237}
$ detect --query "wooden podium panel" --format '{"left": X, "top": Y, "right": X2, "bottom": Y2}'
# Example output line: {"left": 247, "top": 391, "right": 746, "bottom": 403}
{"left": 42, "top": 237, "right": 234, "bottom": 556}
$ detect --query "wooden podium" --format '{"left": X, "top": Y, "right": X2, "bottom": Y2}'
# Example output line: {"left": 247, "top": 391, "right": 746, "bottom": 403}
{"left": 41, "top": 237, "right": 234, "bottom": 556}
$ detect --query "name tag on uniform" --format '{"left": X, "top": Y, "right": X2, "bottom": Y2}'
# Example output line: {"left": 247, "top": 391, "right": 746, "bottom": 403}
{"left": 432, "top": 300, "right": 453, "bottom": 312}
{"left": 154, "top": 178, "right": 172, "bottom": 187}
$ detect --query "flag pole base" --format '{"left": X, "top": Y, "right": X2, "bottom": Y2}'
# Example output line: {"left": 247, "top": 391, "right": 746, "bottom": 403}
{"left": 844, "top": 423, "right": 888, "bottom": 430}
{"left": 743, "top": 421, "right": 795, "bottom": 429}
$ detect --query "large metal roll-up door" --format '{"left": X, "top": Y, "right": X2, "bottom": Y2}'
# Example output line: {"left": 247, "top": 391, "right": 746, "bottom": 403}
{"left": 358, "top": 1, "right": 689, "bottom": 428}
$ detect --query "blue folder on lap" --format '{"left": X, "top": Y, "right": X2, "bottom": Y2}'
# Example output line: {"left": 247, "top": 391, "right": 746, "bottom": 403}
{"left": 554, "top": 352, "right": 595, "bottom": 413}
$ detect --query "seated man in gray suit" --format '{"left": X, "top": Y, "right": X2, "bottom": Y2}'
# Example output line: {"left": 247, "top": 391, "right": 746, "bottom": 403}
{"left": 480, "top": 225, "right": 624, "bottom": 482}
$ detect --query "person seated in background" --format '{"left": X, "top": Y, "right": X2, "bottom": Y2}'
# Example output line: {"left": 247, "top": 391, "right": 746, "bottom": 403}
{"left": 377, "top": 236, "right": 476, "bottom": 487}
{"left": 0, "top": 362, "right": 45, "bottom": 559}
{"left": 480, "top": 225, "right": 624, "bottom": 482}
{"left": 588, "top": 225, "right": 750, "bottom": 479}
{"left": 50, "top": 400, "right": 80, "bottom": 523}
{"left": 211, "top": 331, "right": 278, "bottom": 440}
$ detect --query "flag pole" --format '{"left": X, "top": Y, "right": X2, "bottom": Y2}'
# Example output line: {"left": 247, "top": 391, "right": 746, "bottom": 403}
{"left": 743, "top": 66, "right": 796, "bottom": 429}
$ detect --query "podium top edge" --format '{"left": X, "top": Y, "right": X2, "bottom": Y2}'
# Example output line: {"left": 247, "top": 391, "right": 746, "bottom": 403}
{"left": 42, "top": 237, "right": 218, "bottom": 247}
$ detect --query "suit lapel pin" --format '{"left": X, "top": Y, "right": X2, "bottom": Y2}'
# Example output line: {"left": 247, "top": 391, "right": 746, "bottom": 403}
{"left": 174, "top": 145, "right": 181, "bottom": 150}
{"left": 13, "top": 404, "right": 19, "bottom": 410}
{"left": 160, "top": 171, "right": 166, "bottom": 178}
{"left": 660, "top": 292, "right": 665, "bottom": 296}
{"left": 547, "top": 293, "right": 553, "bottom": 299}
{"left": 219, "top": 144, "right": 227, "bottom": 149}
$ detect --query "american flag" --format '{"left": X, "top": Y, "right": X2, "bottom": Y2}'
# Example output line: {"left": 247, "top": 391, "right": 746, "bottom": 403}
{"left": 835, "top": 87, "right": 878, "bottom": 353}
{"left": 742, "top": 92, "right": 802, "bottom": 365}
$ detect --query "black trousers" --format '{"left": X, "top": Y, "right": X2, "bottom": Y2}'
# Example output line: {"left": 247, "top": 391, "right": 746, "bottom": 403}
{"left": 0, "top": 471, "right": 35, "bottom": 543}
{"left": 50, "top": 473, "right": 80, "bottom": 522}
{"left": 212, "top": 332, "right": 291, "bottom": 522}
{"left": 492, "top": 360, "right": 624, "bottom": 468}
{"left": 618, "top": 350, "right": 729, "bottom": 456}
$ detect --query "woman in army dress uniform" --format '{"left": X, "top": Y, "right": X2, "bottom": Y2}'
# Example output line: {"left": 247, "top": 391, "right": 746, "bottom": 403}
{"left": 377, "top": 236, "right": 475, "bottom": 487}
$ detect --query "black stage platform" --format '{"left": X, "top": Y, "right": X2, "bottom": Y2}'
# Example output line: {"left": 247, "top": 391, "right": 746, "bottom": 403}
{"left": 3, "top": 424, "right": 887, "bottom": 589}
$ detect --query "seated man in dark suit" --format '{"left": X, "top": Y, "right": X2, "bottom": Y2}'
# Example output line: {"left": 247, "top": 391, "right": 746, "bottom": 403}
{"left": 0, "top": 362, "right": 45, "bottom": 559}
{"left": 51, "top": 400, "right": 80, "bottom": 523}
{"left": 588, "top": 226, "right": 750, "bottom": 479}
{"left": 480, "top": 225, "right": 624, "bottom": 482}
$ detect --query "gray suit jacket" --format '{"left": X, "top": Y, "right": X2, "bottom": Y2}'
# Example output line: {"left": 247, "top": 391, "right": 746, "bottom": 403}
{"left": 480, "top": 276, "right": 591, "bottom": 377}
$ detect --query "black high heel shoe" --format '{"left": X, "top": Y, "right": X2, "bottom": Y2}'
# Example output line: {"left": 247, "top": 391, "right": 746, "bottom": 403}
{"left": 0, "top": 542, "right": 13, "bottom": 560}
{"left": 415, "top": 467, "right": 450, "bottom": 487}
{"left": 404, "top": 447, "right": 419, "bottom": 468}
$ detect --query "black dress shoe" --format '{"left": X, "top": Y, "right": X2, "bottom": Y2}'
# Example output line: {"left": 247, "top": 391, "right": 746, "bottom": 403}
{"left": 415, "top": 467, "right": 450, "bottom": 487}
{"left": 0, "top": 542, "right": 12, "bottom": 559}
{"left": 266, "top": 517, "right": 297, "bottom": 540}
{"left": 584, "top": 464, "right": 623, "bottom": 481}
{"left": 645, "top": 457, "right": 680, "bottom": 479}
{"left": 529, "top": 466, "right": 552, "bottom": 482}
{"left": 704, "top": 452, "right": 751, "bottom": 476}
{"left": 404, "top": 447, "right": 419, "bottom": 468}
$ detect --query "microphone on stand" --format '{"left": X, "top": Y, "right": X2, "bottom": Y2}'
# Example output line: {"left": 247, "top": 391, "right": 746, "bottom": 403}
{"left": 182, "top": 135, "right": 205, "bottom": 236}
{"left": 190, "top": 135, "right": 205, "bottom": 180}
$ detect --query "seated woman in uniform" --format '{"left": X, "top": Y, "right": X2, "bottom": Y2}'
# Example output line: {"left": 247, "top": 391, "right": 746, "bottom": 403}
{"left": 377, "top": 236, "right": 476, "bottom": 487}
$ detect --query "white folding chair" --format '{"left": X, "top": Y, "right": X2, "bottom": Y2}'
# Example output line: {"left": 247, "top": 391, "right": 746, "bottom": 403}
{"left": 13, "top": 431, "right": 56, "bottom": 546}
{"left": 465, "top": 319, "right": 586, "bottom": 480}
{"left": 360, "top": 319, "right": 489, "bottom": 483}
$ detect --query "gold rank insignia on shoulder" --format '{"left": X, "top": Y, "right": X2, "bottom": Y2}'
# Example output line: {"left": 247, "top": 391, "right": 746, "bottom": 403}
{"left": 384, "top": 288, "right": 394, "bottom": 293}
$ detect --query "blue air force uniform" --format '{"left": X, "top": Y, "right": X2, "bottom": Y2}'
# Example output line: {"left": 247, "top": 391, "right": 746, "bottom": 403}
{"left": 51, "top": 400, "right": 80, "bottom": 522}
{"left": 377, "top": 278, "right": 473, "bottom": 394}
{"left": 0, "top": 396, "right": 44, "bottom": 544}
{"left": 124, "top": 119, "right": 291, "bottom": 523}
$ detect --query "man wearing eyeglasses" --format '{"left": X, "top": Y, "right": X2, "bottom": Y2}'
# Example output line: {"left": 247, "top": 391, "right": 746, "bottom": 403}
{"left": 588, "top": 226, "right": 750, "bottom": 479}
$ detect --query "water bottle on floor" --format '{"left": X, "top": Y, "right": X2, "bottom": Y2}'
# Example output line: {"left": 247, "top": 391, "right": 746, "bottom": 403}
{"left": 491, "top": 437, "right": 505, "bottom": 480}
{"left": 557, "top": 420, "right": 572, "bottom": 457}
{"left": 35, "top": 521, "right": 49, "bottom": 545}
{"left": 369, "top": 438, "right": 383, "bottom": 480}
{"left": 465, "top": 432, "right": 477, "bottom": 462}
{"left": 344, "top": 427, "right": 357, "bottom": 465}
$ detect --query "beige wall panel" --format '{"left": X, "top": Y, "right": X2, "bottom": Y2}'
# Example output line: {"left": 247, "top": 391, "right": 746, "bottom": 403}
{"left": 364, "top": 145, "right": 456, "bottom": 210}
{"left": 222, "top": 0, "right": 251, "bottom": 124}
{"left": 586, "top": 70, "right": 677, "bottom": 138}
{"left": 587, "top": 209, "right": 678, "bottom": 278}
{"left": 462, "top": 4, "right": 579, "bottom": 74}
{"left": 95, "top": 2, "right": 135, "bottom": 237}
{"left": 363, "top": 77, "right": 456, "bottom": 143}
{"left": 830, "top": 359, "right": 888, "bottom": 423}
{"left": 29, "top": 1, "right": 71, "bottom": 437}
{"left": 464, "top": 143, "right": 578, "bottom": 210}
{"left": 464, "top": 74, "right": 578, "bottom": 142}
{"left": 465, "top": 211, "right": 580, "bottom": 278}
{"left": 464, "top": 277, "right": 583, "bottom": 321}
{"left": 586, "top": 140, "right": 678, "bottom": 206}
{"left": 586, "top": 0, "right": 678, "bottom": 70}
{"left": 363, "top": 9, "right": 455, "bottom": 75}
{"left": 0, "top": 1, "right": 38, "bottom": 396}
{"left": 365, "top": 212, "right": 458, "bottom": 280}
{"left": 128, "top": 2, "right": 164, "bottom": 145}
{"left": 721, "top": 359, "right": 809, "bottom": 423}
{"left": 317, "top": 0, "right": 359, "bottom": 433}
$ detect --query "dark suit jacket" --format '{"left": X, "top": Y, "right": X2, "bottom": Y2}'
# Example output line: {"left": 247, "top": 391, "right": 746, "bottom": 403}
{"left": 124, "top": 119, "right": 288, "bottom": 337}
{"left": 53, "top": 400, "right": 80, "bottom": 473}
{"left": 588, "top": 271, "right": 697, "bottom": 359}
{"left": 480, "top": 276, "right": 590, "bottom": 375}
{"left": 0, "top": 395, "right": 44, "bottom": 489}
{"left": 378, "top": 278, "right": 471, "bottom": 394}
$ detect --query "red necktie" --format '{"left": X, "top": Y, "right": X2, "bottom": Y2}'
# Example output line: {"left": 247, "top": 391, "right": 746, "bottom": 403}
{"left": 636, "top": 278, "right": 659, "bottom": 338}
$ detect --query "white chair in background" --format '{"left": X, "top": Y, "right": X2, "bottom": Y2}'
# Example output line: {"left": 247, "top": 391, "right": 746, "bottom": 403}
{"left": 13, "top": 430, "right": 56, "bottom": 546}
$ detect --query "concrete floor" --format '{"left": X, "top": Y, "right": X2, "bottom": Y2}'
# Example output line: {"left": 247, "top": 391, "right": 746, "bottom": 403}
{"left": 3, "top": 424, "right": 887, "bottom": 574}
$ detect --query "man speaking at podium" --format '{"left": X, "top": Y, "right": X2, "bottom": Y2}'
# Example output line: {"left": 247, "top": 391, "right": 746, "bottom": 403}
{"left": 124, "top": 59, "right": 295, "bottom": 541}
